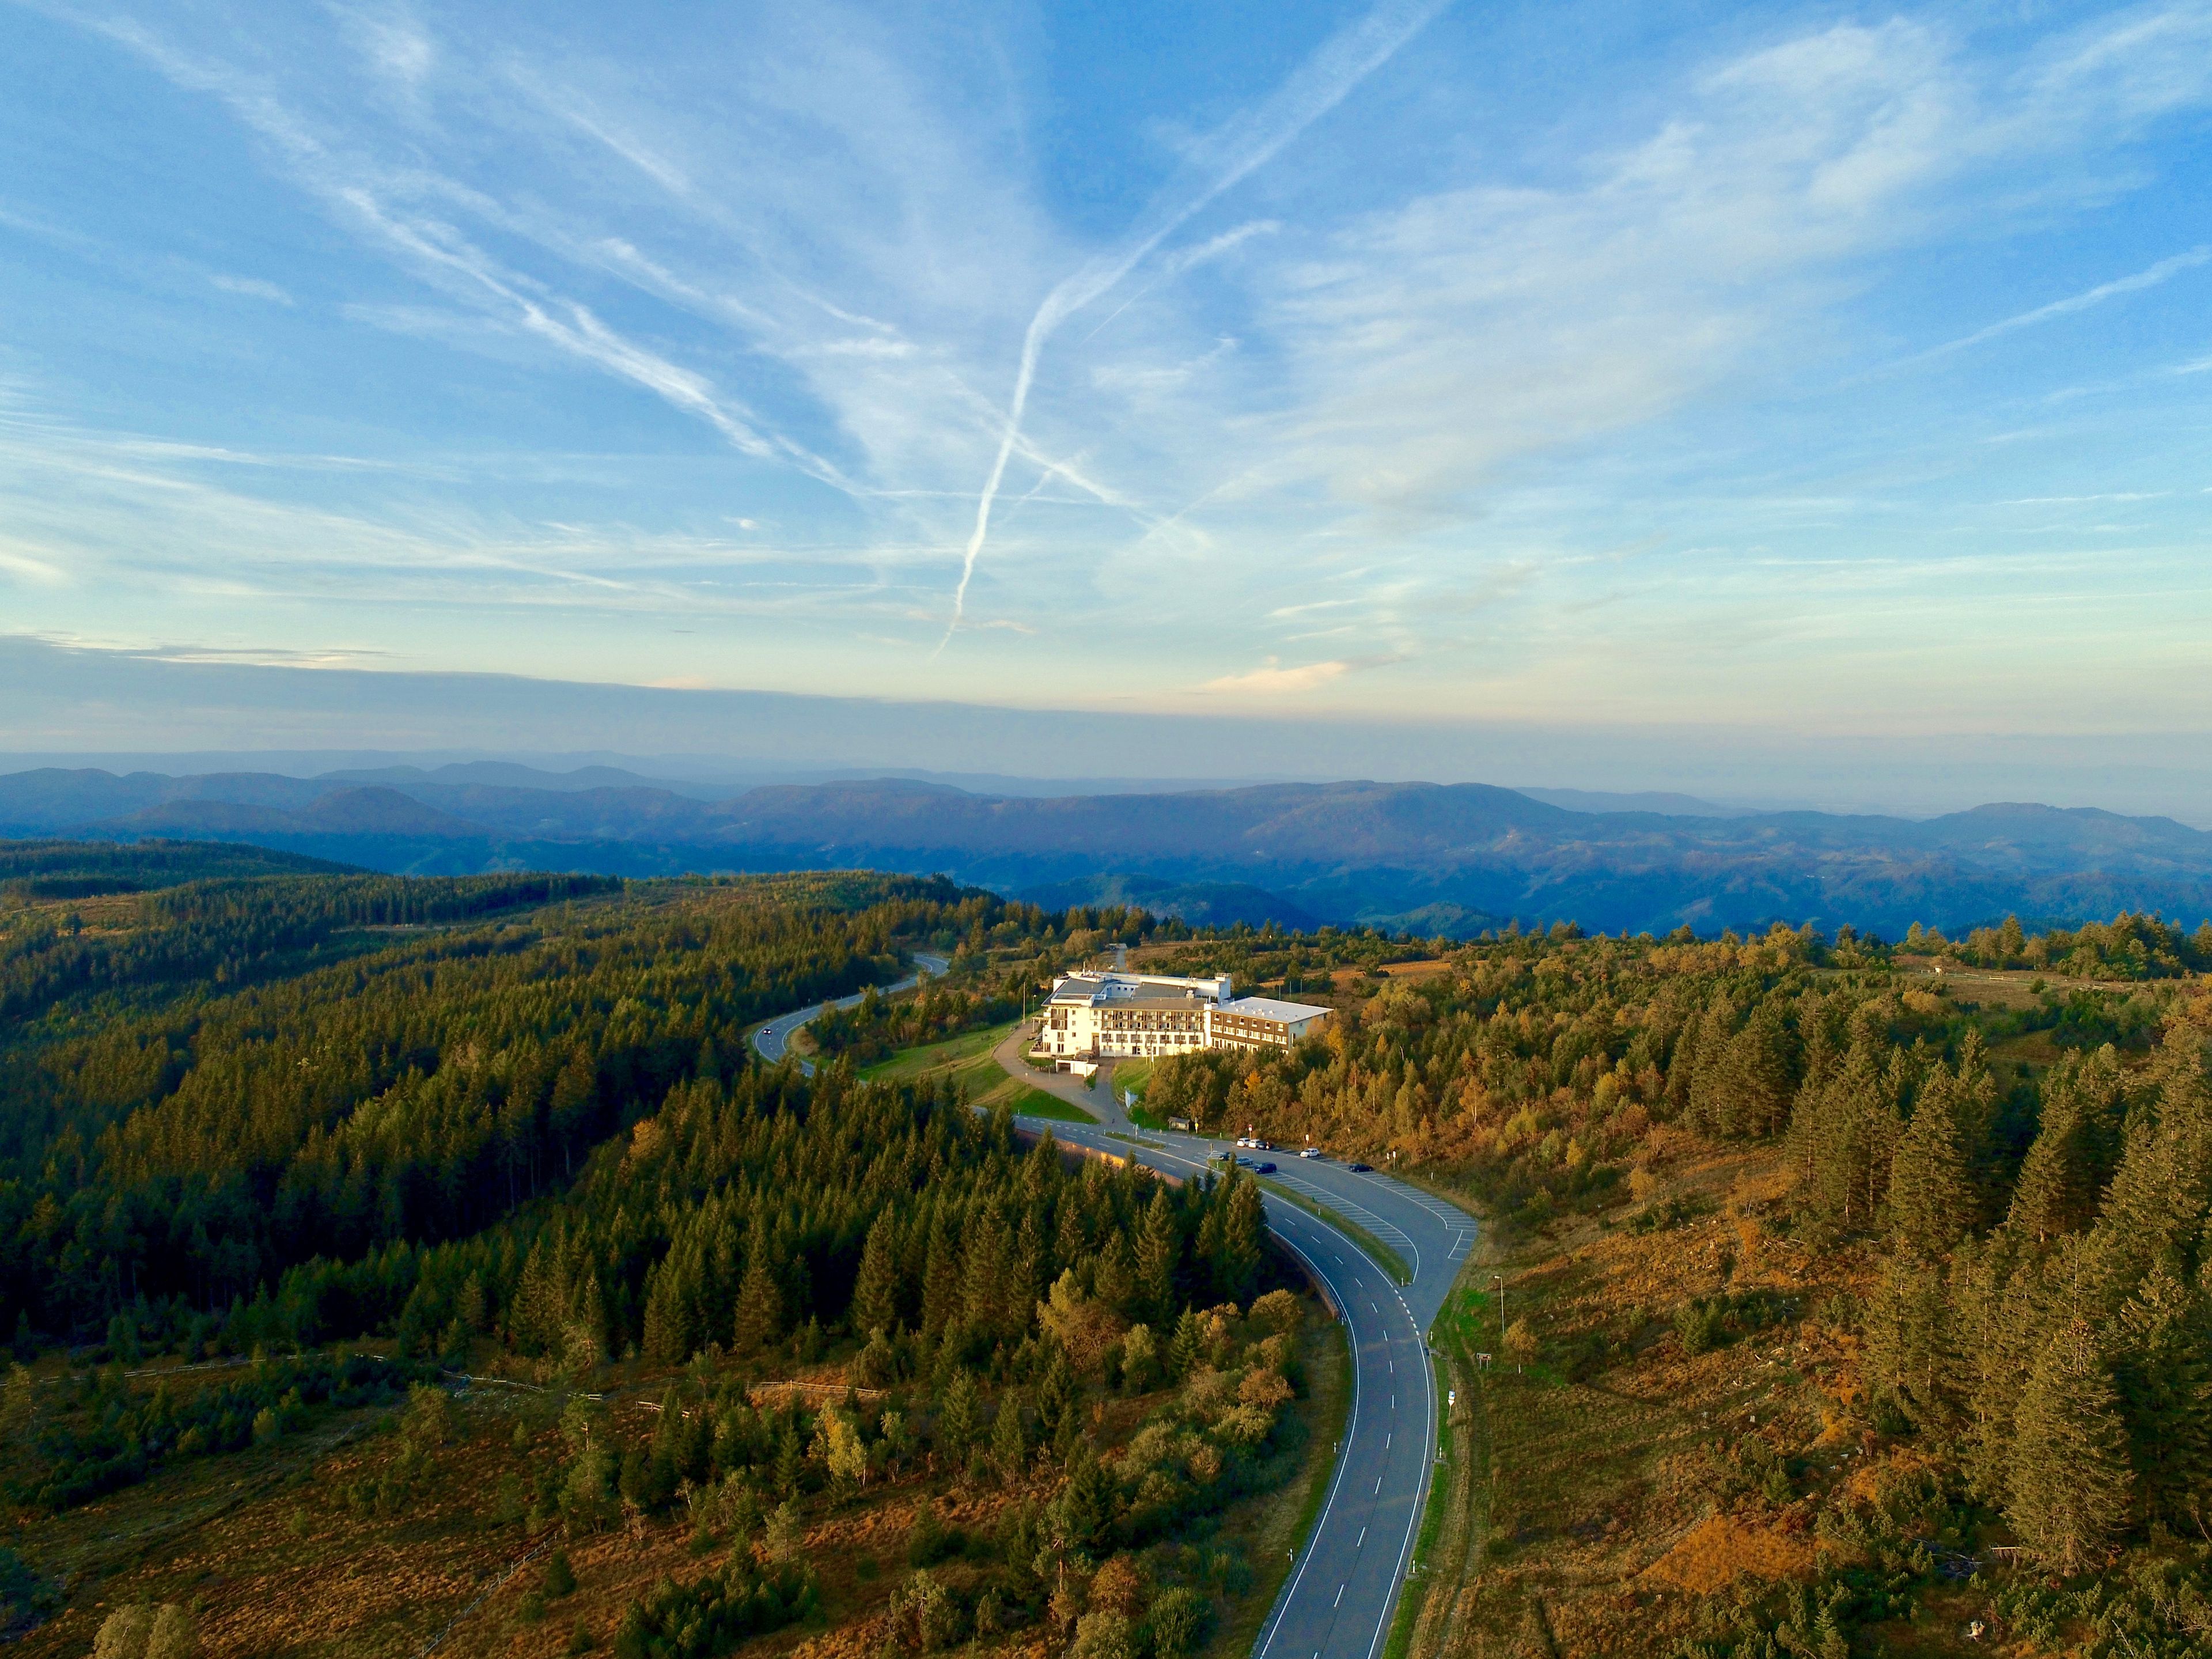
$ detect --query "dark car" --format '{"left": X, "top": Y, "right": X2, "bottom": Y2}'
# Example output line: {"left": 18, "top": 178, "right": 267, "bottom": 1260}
{"left": 1347, "top": 1161, "right": 1373, "bottom": 1172}
{"left": 1255, "top": 1161, "right": 1277, "bottom": 1174}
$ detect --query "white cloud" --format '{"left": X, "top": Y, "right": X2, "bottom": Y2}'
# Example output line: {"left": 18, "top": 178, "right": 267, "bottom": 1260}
{"left": 1914, "top": 246, "right": 2210, "bottom": 361}
{"left": 207, "top": 272, "right": 294, "bottom": 304}
{"left": 1197, "top": 658, "right": 1350, "bottom": 695}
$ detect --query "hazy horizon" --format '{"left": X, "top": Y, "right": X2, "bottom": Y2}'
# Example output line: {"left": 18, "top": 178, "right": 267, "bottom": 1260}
{"left": 7, "top": 637, "right": 2212, "bottom": 827}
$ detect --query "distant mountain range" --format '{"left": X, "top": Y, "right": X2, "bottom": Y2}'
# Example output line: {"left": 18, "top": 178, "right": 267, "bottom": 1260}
{"left": 5, "top": 764, "right": 2210, "bottom": 937}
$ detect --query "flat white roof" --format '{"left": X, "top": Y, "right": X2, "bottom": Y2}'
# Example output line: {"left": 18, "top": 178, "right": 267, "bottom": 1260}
{"left": 1216, "top": 995, "right": 1333, "bottom": 1023}
{"left": 1050, "top": 970, "right": 1230, "bottom": 1006}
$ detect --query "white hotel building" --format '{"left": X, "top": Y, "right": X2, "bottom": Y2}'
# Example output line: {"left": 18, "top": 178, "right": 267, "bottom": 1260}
{"left": 1038, "top": 971, "right": 1333, "bottom": 1063}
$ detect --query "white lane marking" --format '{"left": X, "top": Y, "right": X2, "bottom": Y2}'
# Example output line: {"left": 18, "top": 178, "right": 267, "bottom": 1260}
{"left": 1365, "top": 1330, "right": 1438, "bottom": 1659}
{"left": 1029, "top": 1126, "right": 1435, "bottom": 1659}
{"left": 1334, "top": 1584, "right": 1345, "bottom": 1608}
{"left": 1253, "top": 1213, "right": 1366, "bottom": 1659}
{"left": 1374, "top": 1476, "right": 1382, "bottom": 1494}
{"left": 1386, "top": 1433, "right": 1392, "bottom": 1449}
{"left": 1357, "top": 1527, "right": 1366, "bottom": 1548}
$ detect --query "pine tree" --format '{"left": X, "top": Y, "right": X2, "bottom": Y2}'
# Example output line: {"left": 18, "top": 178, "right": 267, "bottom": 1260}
{"left": 936, "top": 1369, "right": 979, "bottom": 1463}
{"left": 852, "top": 1214, "right": 900, "bottom": 1338}
{"left": 2009, "top": 1086, "right": 2096, "bottom": 1246}
{"left": 1889, "top": 1085, "right": 1973, "bottom": 1261}
{"left": 2008, "top": 1319, "right": 2133, "bottom": 1573}
{"left": 1135, "top": 1187, "right": 1179, "bottom": 1327}
{"left": 732, "top": 1240, "right": 783, "bottom": 1358}
{"left": 640, "top": 1259, "right": 694, "bottom": 1364}
{"left": 2111, "top": 1263, "right": 2212, "bottom": 1529}
{"left": 990, "top": 1389, "right": 1029, "bottom": 1487}
{"left": 1213, "top": 1176, "right": 1263, "bottom": 1305}
{"left": 1714, "top": 1001, "right": 1796, "bottom": 1140}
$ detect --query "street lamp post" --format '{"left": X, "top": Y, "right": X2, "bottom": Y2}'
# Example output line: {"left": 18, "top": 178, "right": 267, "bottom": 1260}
{"left": 1491, "top": 1272, "right": 1510, "bottom": 1372}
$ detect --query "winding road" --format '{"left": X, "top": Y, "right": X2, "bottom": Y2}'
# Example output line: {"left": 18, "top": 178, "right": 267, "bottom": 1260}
{"left": 753, "top": 980, "right": 1474, "bottom": 1659}
{"left": 749, "top": 953, "right": 949, "bottom": 1073}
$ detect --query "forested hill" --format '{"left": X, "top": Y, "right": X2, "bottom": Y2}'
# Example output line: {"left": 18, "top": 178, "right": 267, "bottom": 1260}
{"left": 7, "top": 843, "right": 2212, "bottom": 1653}
{"left": 9, "top": 767, "right": 2212, "bottom": 937}
{"left": 0, "top": 850, "right": 1142, "bottom": 1346}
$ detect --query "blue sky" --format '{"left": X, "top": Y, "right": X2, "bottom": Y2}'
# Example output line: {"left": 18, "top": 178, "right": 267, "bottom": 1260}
{"left": 3, "top": 0, "right": 2210, "bottom": 761}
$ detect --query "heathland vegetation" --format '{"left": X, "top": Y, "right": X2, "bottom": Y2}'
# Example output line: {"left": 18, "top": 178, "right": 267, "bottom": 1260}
{"left": 1134, "top": 914, "right": 2212, "bottom": 1657}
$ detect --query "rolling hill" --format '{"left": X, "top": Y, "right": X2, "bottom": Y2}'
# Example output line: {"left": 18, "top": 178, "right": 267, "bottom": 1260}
{"left": 4, "top": 766, "right": 2210, "bottom": 937}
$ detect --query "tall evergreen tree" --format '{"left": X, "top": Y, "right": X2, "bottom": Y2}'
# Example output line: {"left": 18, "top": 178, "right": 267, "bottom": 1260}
{"left": 2009, "top": 1086, "right": 2098, "bottom": 1246}
{"left": 2110, "top": 1263, "right": 2212, "bottom": 1529}
{"left": 1714, "top": 999, "right": 1796, "bottom": 1140}
{"left": 852, "top": 1214, "right": 901, "bottom": 1338}
{"left": 1889, "top": 1081, "right": 1974, "bottom": 1261}
{"left": 1135, "top": 1187, "right": 1179, "bottom": 1328}
{"left": 732, "top": 1230, "right": 783, "bottom": 1358}
{"left": 2009, "top": 1319, "right": 2133, "bottom": 1573}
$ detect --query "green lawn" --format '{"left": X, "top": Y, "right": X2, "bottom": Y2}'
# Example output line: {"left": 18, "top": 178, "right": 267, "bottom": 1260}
{"left": 857, "top": 1020, "right": 1014, "bottom": 1084}
{"left": 858, "top": 1022, "right": 1097, "bottom": 1123}
{"left": 997, "top": 1085, "right": 1099, "bottom": 1124}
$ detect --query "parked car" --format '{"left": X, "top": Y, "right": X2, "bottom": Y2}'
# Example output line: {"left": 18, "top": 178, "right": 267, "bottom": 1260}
{"left": 1347, "top": 1161, "right": 1373, "bottom": 1172}
{"left": 1298, "top": 1147, "right": 1323, "bottom": 1159}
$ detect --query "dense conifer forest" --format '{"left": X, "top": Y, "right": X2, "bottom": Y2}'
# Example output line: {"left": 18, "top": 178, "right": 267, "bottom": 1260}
{"left": 0, "top": 846, "right": 1331, "bottom": 1657}
{"left": 6, "top": 842, "right": 2211, "bottom": 1657}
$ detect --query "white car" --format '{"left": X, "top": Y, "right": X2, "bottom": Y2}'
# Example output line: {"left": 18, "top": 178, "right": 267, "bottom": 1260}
{"left": 1299, "top": 1147, "right": 1323, "bottom": 1159}
{"left": 1235, "top": 1135, "right": 1255, "bottom": 1147}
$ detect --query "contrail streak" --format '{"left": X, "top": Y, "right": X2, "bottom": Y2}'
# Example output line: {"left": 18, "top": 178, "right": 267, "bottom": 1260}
{"left": 934, "top": 0, "right": 1453, "bottom": 653}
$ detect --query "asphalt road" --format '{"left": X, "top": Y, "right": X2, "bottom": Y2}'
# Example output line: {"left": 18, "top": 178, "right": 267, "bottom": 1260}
{"left": 755, "top": 988, "right": 1475, "bottom": 1659}
{"left": 748, "top": 953, "right": 949, "bottom": 1075}
{"left": 1012, "top": 1047, "right": 1473, "bottom": 1659}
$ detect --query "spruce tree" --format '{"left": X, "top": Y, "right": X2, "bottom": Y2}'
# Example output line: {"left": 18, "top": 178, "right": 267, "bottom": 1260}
{"left": 852, "top": 1214, "right": 900, "bottom": 1339}
{"left": 990, "top": 1389, "right": 1029, "bottom": 1487}
{"left": 936, "top": 1369, "right": 979, "bottom": 1463}
{"left": 640, "top": 1260, "right": 693, "bottom": 1364}
{"left": 2111, "top": 1263, "right": 2212, "bottom": 1529}
{"left": 962, "top": 1206, "right": 1012, "bottom": 1339}
{"left": 2085, "top": 1103, "right": 2211, "bottom": 1313}
{"left": 732, "top": 1242, "right": 783, "bottom": 1358}
{"left": 1214, "top": 1176, "right": 1263, "bottom": 1305}
{"left": 1889, "top": 1084, "right": 1973, "bottom": 1261}
{"left": 1715, "top": 1001, "right": 1795, "bottom": 1140}
{"left": 1135, "top": 1187, "right": 1179, "bottom": 1327}
{"left": 2008, "top": 1319, "right": 2133, "bottom": 1573}
{"left": 1863, "top": 1253, "right": 1953, "bottom": 1424}
{"left": 921, "top": 1215, "right": 961, "bottom": 1340}
{"left": 2008, "top": 1088, "right": 2096, "bottom": 1246}
{"left": 1167, "top": 1309, "right": 1203, "bottom": 1379}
